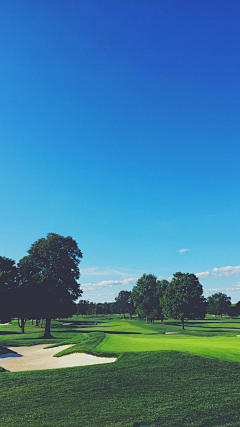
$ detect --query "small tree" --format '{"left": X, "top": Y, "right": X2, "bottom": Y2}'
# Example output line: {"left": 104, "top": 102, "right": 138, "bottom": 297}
{"left": 207, "top": 293, "right": 231, "bottom": 317}
{"left": 132, "top": 274, "right": 159, "bottom": 323}
{"left": 163, "top": 272, "right": 206, "bottom": 330}
{"left": 115, "top": 290, "right": 133, "bottom": 319}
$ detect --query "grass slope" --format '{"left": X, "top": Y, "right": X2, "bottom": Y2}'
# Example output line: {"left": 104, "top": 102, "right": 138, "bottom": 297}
{"left": 1, "top": 351, "right": 240, "bottom": 427}
{"left": 97, "top": 333, "right": 240, "bottom": 363}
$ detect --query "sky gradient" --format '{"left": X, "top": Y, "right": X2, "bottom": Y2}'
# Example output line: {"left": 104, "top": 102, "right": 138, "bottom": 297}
{"left": 1, "top": 1, "right": 240, "bottom": 302}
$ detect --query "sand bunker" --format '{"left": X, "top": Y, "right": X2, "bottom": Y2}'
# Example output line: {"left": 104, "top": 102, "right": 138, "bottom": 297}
{"left": 0, "top": 344, "right": 116, "bottom": 372}
{"left": 165, "top": 332, "right": 181, "bottom": 334}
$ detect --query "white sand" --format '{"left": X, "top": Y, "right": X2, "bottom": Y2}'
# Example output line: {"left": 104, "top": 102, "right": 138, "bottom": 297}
{"left": 165, "top": 332, "right": 181, "bottom": 334}
{"left": 0, "top": 344, "right": 116, "bottom": 372}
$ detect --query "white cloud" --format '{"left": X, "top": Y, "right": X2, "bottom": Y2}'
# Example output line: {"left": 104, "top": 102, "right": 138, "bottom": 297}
{"left": 178, "top": 249, "right": 190, "bottom": 253}
{"left": 196, "top": 265, "right": 240, "bottom": 278}
{"left": 81, "top": 277, "right": 138, "bottom": 291}
{"left": 81, "top": 267, "right": 142, "bottom": 277}
{"left": 204, "top": 288, "right": 222, "bottom": 294}
{"left": 196, "top": 271, "right": 211, "bottom": 278}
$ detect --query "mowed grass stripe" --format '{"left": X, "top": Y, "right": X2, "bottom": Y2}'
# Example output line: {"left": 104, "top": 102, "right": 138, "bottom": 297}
{"left": 97, "top": 333, "right": 240, "bottom": 363}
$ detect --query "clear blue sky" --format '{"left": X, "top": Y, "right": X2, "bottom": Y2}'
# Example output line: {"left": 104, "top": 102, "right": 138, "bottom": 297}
{"left": 1, "top": 1, "right": 240, "bottom": 302}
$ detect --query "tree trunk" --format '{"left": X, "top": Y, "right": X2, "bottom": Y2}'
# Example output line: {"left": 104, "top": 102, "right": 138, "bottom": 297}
{"left": 129, "top": 313, "right": 132, "bottom": 320}
{"left": 31, "top": 319, "right": 34, "bottom": 325}
{"left": 146, "top": 314, "right": 148, "bottom": 324}
{"left": 182, "top": 318, "right": 185, "bottom": 330}
{"left": 123, "top": 313, "right": 125, "bottom": 319}
{"left": 41, "top": 318, "right": 43, "bottom": 328}
{"left": 43, "top": 318, "right": 52, "bottom": 338}
{"left": 18, "top": 317, "right": 26, "bottom": 334}
{"left": 35, "top": 319, "right": 39, "bottom": 327}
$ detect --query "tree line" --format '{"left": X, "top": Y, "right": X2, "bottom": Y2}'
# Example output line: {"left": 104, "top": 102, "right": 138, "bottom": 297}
{"left": 77, "top": 274, "right": 240, "bottom": 330}
{"left": 1, "top": 233, "right": 239, "bottom": 336}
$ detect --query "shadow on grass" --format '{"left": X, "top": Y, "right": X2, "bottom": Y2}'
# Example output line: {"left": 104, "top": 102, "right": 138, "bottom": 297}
{"left": 0, "top": 331, "right": 22, "bottom": 336}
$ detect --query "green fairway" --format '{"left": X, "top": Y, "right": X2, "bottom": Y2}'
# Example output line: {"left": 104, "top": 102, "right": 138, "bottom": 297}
{"left": 1, "top": 351, "right": 240, "bottom": 427}
{"left": 2, "top": 315, "right": 240, "bottom": 426}
{"left": 97, "top": 332, "right": 240, "bottom": 363}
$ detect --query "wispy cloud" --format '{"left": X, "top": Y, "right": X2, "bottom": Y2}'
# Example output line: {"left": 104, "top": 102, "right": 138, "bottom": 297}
{"left": 178, "top": 248, "right": 189, "bottom": 253}
{"left": 81, "top": 277, "right": 138, "bottom": 291}
{"left": 81, "top": 267, "right": 142, "bottom": 277}
{"left": 196, "top": 265, "right": 240, "bottom": 278}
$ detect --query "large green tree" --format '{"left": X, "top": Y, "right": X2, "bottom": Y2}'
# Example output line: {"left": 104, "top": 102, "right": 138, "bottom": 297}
{"left": 115, "top": 290, "right": 134, "bottom": 319}
{"left": 163, "top": 272, "right": 206, "bottom": 329}
{"left": 132, "top": 274, "right": 160, "bottom": 323}
{"left": 207, "top": 293, "right": 231, "bottom": 317}
{"left": 18, "top": 233, "right": 83, "bottom": 337}
{"left": 0, "top": 257, "right": 19, "bottom": 323}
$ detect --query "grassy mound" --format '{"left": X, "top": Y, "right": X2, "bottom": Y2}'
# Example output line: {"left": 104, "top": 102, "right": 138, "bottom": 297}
{"left": 1, "top": 351, "right": 240, "bottom": 426}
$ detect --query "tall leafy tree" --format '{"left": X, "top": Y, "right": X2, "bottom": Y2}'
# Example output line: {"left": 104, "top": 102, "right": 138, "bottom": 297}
{"left": 163, "top": 272, "right": 206, "bottom": 329}
{"left": 115, "top": 290, "right": 134, "bottom": 319}
{"left": 207, "top": 293, "right": 231, "bottom": 317}
{"left": 0, "top": 257, "right": 19, "bottom": 323}
{"left": 18, "top": 233, "right": 83, "bottom": 337}
{"left": 132, "top": 274, "right": 159, "bottom": 323}
{"left": 157, "top": 279, "right": 169, "bottom": 322}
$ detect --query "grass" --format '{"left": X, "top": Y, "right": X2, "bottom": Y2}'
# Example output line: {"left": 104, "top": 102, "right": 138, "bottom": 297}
{"left": 1, "top": 315, "right": 240, "bottom": 426}
{"left": 1, "top": 351, "right": 240, "bottom": 426}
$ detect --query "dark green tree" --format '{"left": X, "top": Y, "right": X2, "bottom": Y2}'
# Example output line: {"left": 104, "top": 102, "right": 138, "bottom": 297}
{"left": 157, "top": 279, "right": 169, "bottom": 322}
{"left": 0, "top": 257, "right": 19, "bottom": 323}
{"left": 76, "top": 300, "right": 90, "bottom": 316}
{"left": 207, "top": 293, "right": 231, "bottom": 317}
{"left": 115, "top": 290, "right": 134, "bottom": 319}
{"left": 132, "top": 274, "right": 159, "bottom": 323}
{"left": 18, "top": 233, "right": 83, "bottom": 337}
{"left": 163, "top": 272, "right": 206, "bottom": 329}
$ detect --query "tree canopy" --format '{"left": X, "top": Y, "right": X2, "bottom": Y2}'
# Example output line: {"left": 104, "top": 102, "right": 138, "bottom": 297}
{"left": 115, "top": 290, "right": 134, "bottom": 319}
{"left": 163, "top": 272, "right": 206, "bottom": 329}
{"left": 18, "top": 233, "right": 83, "bottom": 337}
{"left": 0, "top": 257, "right": 18, "bottom": 323}
{"left": 207, "top": 293, "right": 231, "bottom": 317}
{"left": 132, "top": 274, "right": 160, "bottom": 323}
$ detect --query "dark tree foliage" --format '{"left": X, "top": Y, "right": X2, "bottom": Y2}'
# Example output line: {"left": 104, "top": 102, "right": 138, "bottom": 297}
{"left": 163, "top": 272, "right": 206, "bottom": 329}
{"left": 76, "top": 300, "right": 90, "bottom": 316}
{"left": 0, "top": 257, "right": 19, "bottom": 323}
{"left": 132, "top": 274, "right": 160, "bottom": 323}
{"left": 115, "top": 290, "right": 134, "bottom": 319}
{"left": 157, "top": 279, "right": 169, "bottom": 322}
{"left": 18, "top": 233, "right": 83, "bottom": 337}
{"left": 207, "top": 293, "right": 231, "bottom": 317}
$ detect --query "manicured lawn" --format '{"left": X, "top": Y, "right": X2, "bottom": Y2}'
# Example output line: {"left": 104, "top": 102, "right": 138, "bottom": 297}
{"left": 1, "top": 351, "right": 240, "bottom": 427}
{"left": 1, "top": 315, "right": 240, "bottom": 426}
{"left": 97, "top": 333, "right": 240, "bottom": 363}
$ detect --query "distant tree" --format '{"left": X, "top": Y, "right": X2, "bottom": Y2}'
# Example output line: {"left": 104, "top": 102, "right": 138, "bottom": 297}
{"left": 95, "top": 303, "right": 104, "bottom": 315}
{"left": 157, "top": 279, "right": 169, "bottom": 321}
{"left": 103, "top": 302, "right": 111, "bottom": 315}
{"left": 110, "top": 301, "right": 117, "bottom": 314}
{"left": 115, "top": 290, "right": 134, "bottom": 319}
{"left": 227, "top": 304, "right": 238, "bottom": 318}
{"left": 132, "top": 274, "right": 159, "bottom": 323}
{"left": 207, "top": 293, "right": 231, "bottom": 317}
{"left": 0, "top": 257, "right": 19, "bottom": 323}
{"left": 235, "top": 301, "right": 240, "bottom": 315}
{"left": 76, "top": 300, "right": 90, "bottom": 317}
{"left": 163, "top": 272, "right": 206, "bottom": 330}
{"left": 18, "top": 233, "right": 83, "bottom": 337}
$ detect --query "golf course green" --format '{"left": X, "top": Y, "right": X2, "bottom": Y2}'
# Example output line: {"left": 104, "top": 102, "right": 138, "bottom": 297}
{"left": 1, "top": 315, "right": 240, "bottom": 426}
